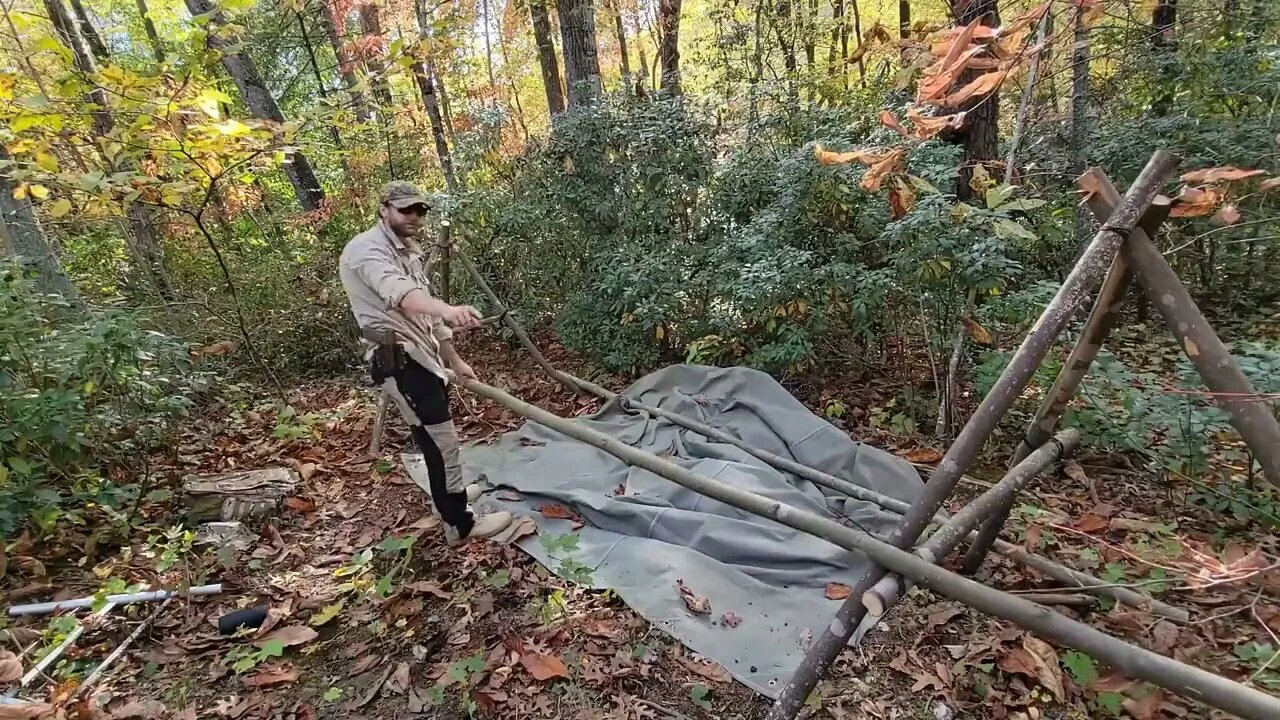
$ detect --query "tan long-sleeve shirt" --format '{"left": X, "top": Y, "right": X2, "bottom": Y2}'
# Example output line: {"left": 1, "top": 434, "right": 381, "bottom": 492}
{"left": 339, "top": 220, "right": 454, "bottom": 383}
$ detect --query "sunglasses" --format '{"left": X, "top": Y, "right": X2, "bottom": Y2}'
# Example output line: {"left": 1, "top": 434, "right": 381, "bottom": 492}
{"left": 391, "top": 203, "right": 429, "bottom": 217}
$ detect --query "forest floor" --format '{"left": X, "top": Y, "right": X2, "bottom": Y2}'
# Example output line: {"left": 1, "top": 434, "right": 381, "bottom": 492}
{"left": 3, "top": 329, "right": 1279, "bottom": 720}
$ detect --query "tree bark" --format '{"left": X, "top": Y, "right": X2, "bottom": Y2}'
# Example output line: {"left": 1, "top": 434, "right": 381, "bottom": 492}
{"left": 319, "top": 0, "right": 372, "bottom": 122}
{"left": 358, "top": 3, "right": 394, "bottom": 108}
{"left": 185, "top": 0, "right": 324, "bottom": 212}
{"left": 1151, "top": 0, "right": 1177, "bottom": 115}
{"left": 1003, "top": 8, "right": 1050, "bottom": 184}
{"left": 899, "top": 0, "right": 910, "bottom": 37}
{"left": 134, "top": 0, "right": 164, "bottom": 62}
{"left": 529, "top": 0, "right": 566, "bottom": 116}
{"left": 45, "top": 0, "right": 172, "bottom": 299}
{"left": 657, "top": 0, "right": 682, "bottom": 95}
{"left": 296, "top": 10, "right": 346, "bottom": 153}
{"left": 826, "top": 0, "right": 845, "bottom": 80}
{"left": 66, "top": 0, "right": 107, "bottom": 60}
{"left": 950, "top": 0, "right": 999, "bottom": 200}
{"left": 557, "top": 0, "right": 603, "bottom": 108}
{"left": 0, "top": 148, "right": 77, "bottom": 300}
{"left": 1069, "top": 3, "right": 1092, "bottom": 243}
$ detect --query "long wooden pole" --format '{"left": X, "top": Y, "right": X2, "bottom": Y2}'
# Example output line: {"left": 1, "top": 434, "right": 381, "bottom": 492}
{"left": 769, "top": 149, "right": 1182, "bottom": 720}
{"left": 961, "top": 196, "right": 1172, "bottom": 573}
{"left": 460, "top": 378, "right": 1280, "bottom": 720}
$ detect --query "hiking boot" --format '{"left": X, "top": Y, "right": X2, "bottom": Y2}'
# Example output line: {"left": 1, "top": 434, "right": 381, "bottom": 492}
{"left": 445, "top": 510, "right": 514, "bottom": 546}
{"left": 414, "top": 476, "right": 483, "bottom": 505}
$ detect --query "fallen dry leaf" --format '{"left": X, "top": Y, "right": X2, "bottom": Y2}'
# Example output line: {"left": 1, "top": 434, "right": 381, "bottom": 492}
{"left": 900, "top": 448, "right": 944, "bottom": 464}
{"left": 720, "top": 612, "right": 743, "bottom": 628}
{"left": 1123, "top": 688, "right": 1166, "bottom": 720}
{"left": 520, "top": 653, "right": 570, "bottom": 682}
{"left": 961, "top": 316, "right": 994, "bottom": 346}
{"left": 297, "top": 463, "right": 317, "bottom": 481}
{"left": 385, "top": 662, "right": 411, "bottom": 695}
{"left": 538, "top": 504, "right": 578, "bottom": 520}
{"left": 580, "top": 618, "right": 625, "bottom": 641}
{"left": 925, "top": 605, "right": 964, "bottom": 632}
{"left": 814, "top": 144, "right": 881, "bottom": 166}
{"left": 1151, "top": 620, "right": 1180, "bottom": 654}
{"left": 880, "top": 110, "right": 908, "bottom": 136}
{"left": 111, "top": 700, "right": 167, "bottom": 719}
{"left": 1260, "top": 177, "right": 1280, "bottom": 192}
{"left": 889, "top": 179, "right": 916, "bottom": 220}
{"left": 0, "top": 704, "right": 55, "bottom": 720}
{"left": 0, "top": 651, "right": 22, "bottom": 684}
{"left": 406, "top": 580, "right": 452, "bottom": 599}
{"left": 1022, "top": 636, "right": 1065, "bottom": 702}
{"left": 284, "top": 496, "right": 316, "bottom": 513}
{"left": 1214, "top": 204, "right": 1242, "bottom": 226}
{"left": 1072, "top": 513, "right": 1110, "bottom": 534}
{"left": 677, "top": 579, "right": 712, "bottom": 614}
{"left": 255, "top": 625, "right": 317, "bottom": 648}
{"left": 245, "top": 664, "right": 299, "bottom": 688}
{"left": 683, "top": 658, "right": 732, "bottom": 683}
{"left": 825, "top": 582, "right": 853, "bottom": 600}
{"left": 1179, "top": 166, "right": 1267, "bottom": 184}
{"left": 860, "top": 147, "right": 908, "bottom": 192}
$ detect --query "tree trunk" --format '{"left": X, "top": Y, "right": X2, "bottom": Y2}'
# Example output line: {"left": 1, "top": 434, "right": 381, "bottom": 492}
{"left": 1151, "top": 0, "right": 1177, "bottom": 115}
{"left": 358, "top": 3, "right": 394, "bottom": 108}
{"left": 608, "top": 0, "right": 631, "bottom": 90}
{"left": 480, "top": 0, "right": 498, "bottom": 103}
{"left": 899, "top": 0, "right": 910, "bottom": 37}
{"left": 134, "top": 0, "right": 164, "bottom": 62}
{"left": 66, "top": 0, "right": 107, "bottom": 60}
{"left": 827, "top": 0, "right": 843, "bottom": 79}
{"left": 45, "top": 0, "right": 172, "bottom": 299}
{"left": 412, "top": 0, "right": 457, "bottom": 297}
{"left": 0, "top": 148, "right": 77, "bottom": 300}
{"left": 529, "top": 0, "right": 566, "bottom": 116}
{"left": 296, "top": 10, "right": 346, "bottom": 153}
{"left": 185, "top": 0, "right": 325, "bottom": 212}
{"left": 657, "top": 0, "right": 682, "bottom": 95}
{"left": 950, "top": 0, "right": 999, "bottom": 200}
{"left": 1069, "top": 3, "right": 1092, "bottom": 243}
{"left": 557, "top": 0, "right": 602, "bottom": 108}
{"left": 848, "top": 0, "right": 865, "bottom": 82}
{"left": 320, "top": 0, "right": 371, "bottom": 122}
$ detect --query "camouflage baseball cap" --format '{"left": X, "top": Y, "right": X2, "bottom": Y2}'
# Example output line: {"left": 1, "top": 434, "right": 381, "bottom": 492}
{"left": 380, "top": 180, "right": 431, "bottom": 209}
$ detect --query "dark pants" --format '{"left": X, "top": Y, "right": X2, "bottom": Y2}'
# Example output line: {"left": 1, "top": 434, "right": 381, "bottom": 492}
{"left": 371, "top": 351, "right": 474, "bottom": 536}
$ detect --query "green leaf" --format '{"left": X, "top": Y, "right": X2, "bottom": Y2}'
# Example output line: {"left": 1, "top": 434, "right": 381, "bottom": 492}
{"left": 690, "top": 684, "right": 713, "bottom": 711}
{"left": 1063, "top": 651, "right": 1099, "bottom": 686}
{"left": 906, "top": 174, "right": 939, "bottom": 194}
{"left": 310, "top": 600, "right": 344, "bottom": 626}
{"left": 1101, "top": 562, "right": 1129, "bottom": 583}
{"left": 992, "top": 217, "right": 1039, "bottom": 242}
{"left": 257, "top": 639, "right": 285, "bottom": 658}
{"left": 323, "top": 687, "right": 344, "bottom": 702}
{"left": 1096, "top": 691, "right": 1125, "bottom": 716}
{"left": 985, "top": 184, "right": 1017, "bottom": 209}
{"left": 483, "top": 569, "right": 510, "bottom": 588}
{"left": 8, "top": 456, "right": 32, "bottom": 476}
{"left": 1000, "top": 198, "right": 1047, "bottom": 212}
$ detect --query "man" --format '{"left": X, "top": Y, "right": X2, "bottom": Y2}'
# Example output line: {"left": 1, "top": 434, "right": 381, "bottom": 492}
{"left": 339, "top": 181, "right": 513, "bottom": 543}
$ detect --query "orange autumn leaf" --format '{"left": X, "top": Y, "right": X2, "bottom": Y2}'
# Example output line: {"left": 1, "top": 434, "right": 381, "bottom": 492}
{"left": 825, "top": 582, "right": 852, "bottom": 600}
{"left": 889, "top": 178, "right": 916, "bottom": 219}
{"left": 907, "top": 107, "right": 966, "bottom": 139}
{"left": 939, "top": 68, "right": 1010, "bottom": 108}
{"left": 1179, "top": 166, "right": 1267, "bottom": 184}
{"left": 1169, "top": 185, "right": 1225, "bottom": 218}
{"left": 918, "top": 45, "right": 987, "bottom": 103}
{"left": 814, "top": 144, "right": 880, "bottom": 165}
{"left": 861, "top": 148, "right": 907, "bottom": 192}
{"left": 880, "top": 110, "right": 908, "bottom": 137}
{"left": 520, "top": 653, "right": 570, "bottom": 681}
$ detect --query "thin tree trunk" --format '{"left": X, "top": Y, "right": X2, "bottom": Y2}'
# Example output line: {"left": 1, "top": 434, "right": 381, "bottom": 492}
{"left": 320, "top": 0, "right": 371, "bottom": 122}
{"left": 657, "top": 0, "right": 682, "bottom": 95}
{"left": 609, "top": 0, "right": 631, "bottom": 90}
{"left": 358, "top": 3, "right": 394, "bottom": 108}
{"left": 1151, "top": 0, "right": 1177, "bottom": 115}
{"left": 827, "top": 0, "right": 843, "bottom": 79}
{"left": 950, "top": 0, "right": 999, "bottom": 200}
{"left": 412, "top": 0, "right": 457, "bottom": 297}
{"left": 529, "top": 0, "right": 566, "bottom": 116}
{"left": 0, "top": 148, "right": 77, "bottom": 300}
{"left": 1004, "top": 9, "right": 1049, "bottom": 184}
{"left": 297, "top": 10, "right": 346, "bottom": 153}
{"left": 184, "top": 0, "right": 325, "bottom": 211}
{"left": 494, "top": 6, "right": 530, "bottom": 139}
{"left": 435, "top": 66, "right": 456, "bottom": 139}
{"left": 66, "top": 0, "right": 106, "bottom": 60}
{"left": 849, "top": 0, "right": 865, "bottom": 82}
{"left": 480, "top": 0, "right": 498, "bottom": 103}
{"left": 45, "top": 0, "right": 172, "bottom": 299}
{"left": 1069, "top": 3, "right": 1092, "bottom": 243}
{"left": 899, "top": 0, "right": 910, "bottom": 37}
{"left": 558, "top": 0, "right": 603, "bottom": 108}
{"left": 134, "top": 0, "right": 164, "bottom": 62}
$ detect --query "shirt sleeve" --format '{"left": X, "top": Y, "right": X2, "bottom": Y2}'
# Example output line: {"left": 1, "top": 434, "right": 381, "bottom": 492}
{"left": 346, "top": 239, "right": 418, "bottom": 309}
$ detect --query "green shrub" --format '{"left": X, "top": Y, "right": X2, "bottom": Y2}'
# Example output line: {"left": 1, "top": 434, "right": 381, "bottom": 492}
{"left": 0, "top": 263, "right": 205, "bottom": 536}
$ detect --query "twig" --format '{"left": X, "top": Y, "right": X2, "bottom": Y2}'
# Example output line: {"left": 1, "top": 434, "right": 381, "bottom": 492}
{"left": 635, "top": 698, "right": 694, "bottom": 720}
{"left": 73, "top": 596, "right": 174, "bottom": 699}
{"left": 1249, "top": 601, "right": 1280, "bottom": 683}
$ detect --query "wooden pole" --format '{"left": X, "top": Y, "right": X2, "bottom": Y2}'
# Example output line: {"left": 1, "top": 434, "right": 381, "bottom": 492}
{"left": 961, "top": 196, "right": 1172, "bottom": 573}
{"left": 769, "top": 149, "right": 1182, "bottom": 720}
{"left": 460, "top": 378, "right": 1280, "bottom": 720}
{"left": 1084, "top": 170, "right": 1280, "bottom": 489}
{"left": 864, "top": 430, "right": 1080, "bottom": 617}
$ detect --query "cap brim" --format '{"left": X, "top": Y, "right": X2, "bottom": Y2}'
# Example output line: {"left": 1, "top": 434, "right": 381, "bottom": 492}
{"left": 387, "top": 196, "right": 430, "bottom": 209}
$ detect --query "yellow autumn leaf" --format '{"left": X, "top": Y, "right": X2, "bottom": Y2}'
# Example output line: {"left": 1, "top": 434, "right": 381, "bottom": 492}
{"left": 655, "top": 325, "right": 665, "bottom": 341}
{"left": 35, "top": 151, "right": 58, "bottom": 172}
{"left": 48, "top": 198, "right": 72, "bottom": 218}
{"left": 12, "top": 184, "right": 27, "bottom": 200}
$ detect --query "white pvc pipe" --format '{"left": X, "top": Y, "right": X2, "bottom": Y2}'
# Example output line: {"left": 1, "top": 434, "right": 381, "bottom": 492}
{"left": 6, "top": 584, "right": 222, "bottom": 617}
